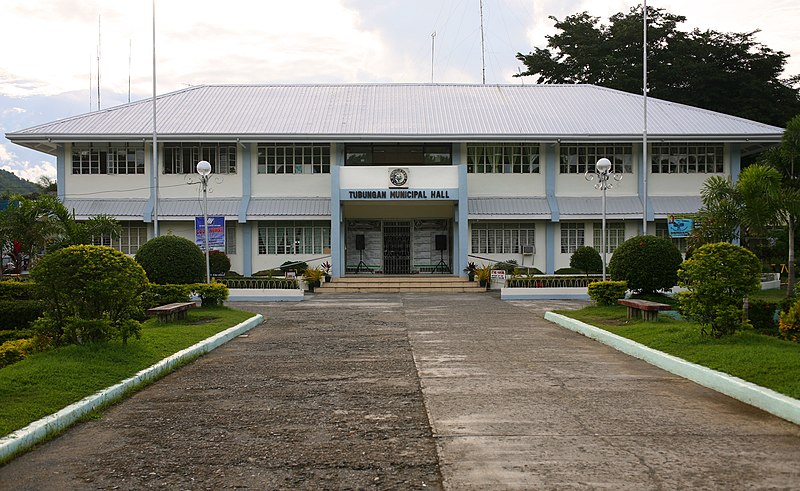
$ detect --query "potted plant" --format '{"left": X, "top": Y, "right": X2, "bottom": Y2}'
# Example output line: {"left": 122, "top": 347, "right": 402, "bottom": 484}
{"left": 302, "top": 267, "right": 323, "bottom": 292}
{"left": 463, "top": 261, "right": 477, "bottom": 282}
{"left": 321, "top": 261, "right": 332, "bottom": 282}
{"left": 476, "top": 264, "right": 491, "bottom": 288}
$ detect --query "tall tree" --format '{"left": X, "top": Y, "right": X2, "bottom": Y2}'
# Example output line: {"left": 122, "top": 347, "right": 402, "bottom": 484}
{"left": 516, "top": 5, "right": 800, "bottom": 127}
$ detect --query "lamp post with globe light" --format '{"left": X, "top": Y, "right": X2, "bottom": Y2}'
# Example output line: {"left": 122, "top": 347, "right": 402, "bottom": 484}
{"left": 196, "top": 160, "right": 212, "bottom": 284}
{"left": 585, "top": 158, "right": 622, "bottom": 280}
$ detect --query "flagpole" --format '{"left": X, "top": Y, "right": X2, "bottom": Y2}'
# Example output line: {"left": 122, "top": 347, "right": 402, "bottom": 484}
{"left": 642, "top": 0, "right": 649, "bottom": 235}
{"left": 152, "top": 0, "right": 160, "bottom": 237}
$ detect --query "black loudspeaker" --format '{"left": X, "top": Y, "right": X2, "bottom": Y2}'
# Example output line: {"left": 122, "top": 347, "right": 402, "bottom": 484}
{"left": 356, "top": 234, "right": 366, "bottom": 250}
{"left": 435, "top": 234, "right": 447, "bottom": 251}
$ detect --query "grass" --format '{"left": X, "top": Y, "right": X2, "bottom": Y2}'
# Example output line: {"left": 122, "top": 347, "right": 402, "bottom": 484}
{"left": 555, "top": 304, "right": 800, "bottom": 400}
{"left": 0, "top": 306, "right": 255, "bottom": 438}
{"left": 749, "top": 288, "right": 790, "bottom": 302}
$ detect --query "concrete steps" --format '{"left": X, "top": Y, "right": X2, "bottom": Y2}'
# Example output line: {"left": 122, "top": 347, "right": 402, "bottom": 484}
{"left": 315, "top": 275, "right": 486, "bottom": 293}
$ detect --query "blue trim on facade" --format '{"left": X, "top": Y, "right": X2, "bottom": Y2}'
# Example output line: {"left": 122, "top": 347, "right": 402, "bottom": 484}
{"left": 457, "top": 164, "right": 469, "bottom": 277}
{"left": 730, "top": 143, "right": 742, "bottom": 183}
{"left": 143, "top": 143, "right": 155, "bottom": 223}
{"left": 545, "top": 143, "right": 559, "bottom": 221}
{"left": 56, "top": 145, "right": 65, "bottom": 200}
{"left": 239, "top": 144, "right": 251, "bottom": 222}
{"left": 546, "top": 222, "right": 555, "bottom": 274}
{"left": 242, "top": 222, "right": 253, "bottom": 276}
{"left": 331, "top": 146, "right": 344, "bottom": 278}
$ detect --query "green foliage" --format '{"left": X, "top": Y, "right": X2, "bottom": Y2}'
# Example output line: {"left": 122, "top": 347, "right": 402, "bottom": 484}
{"left": 191, "top": 283, "right": 229, "bottom": 307}
{"left": 142, "top": 283, "right": 192, "bottom": 309}
{"left": 678, "top": 242, "right": 761, "bottom": 337}
{"left": 608, "top": 235, "right": 683, "bottom": 294}
{"left": 0, "top": 299, "right": 43, "bottom": 330}
{"left": 570, "top": 246, "right": 603, "bottom": 274}
{"left": 492, "top": 260, "right": 518, "bottom": 274}
{"left": 0, "top": 336, "right": 50, "bottom": 369}
{"left": 587, "top": 280, "right": 628, "bottom": 306}
{"left": 0, "top": 328, "right": 34, "bottom": 344}
{"left": 0, "top": 281, "right": 36, "bottom": 299}
{"left": 779, "top": 300, "right": 800, "bottom": 343}
{"left": 554, "top": 267, "right": 581, "bottom": 274}
{"left": 134, "top": 235, "right": 205, "bottom": 285}
{"left": 209, "top": 250, "right": 231, "bottom": 276}
{"left": 748, "top": 299, "right": 780, "bottom": 336}
{"left": 515, "top": 5, "right": 800, "bottom": 126}
{"left": 280, "top": 261, "right": 308, "bottom": 275}
{"left": 0, "top": 168, "right": 40, "bottom": 196}
{"left": 31, "top": 245, "right": 149, "bottom": 345}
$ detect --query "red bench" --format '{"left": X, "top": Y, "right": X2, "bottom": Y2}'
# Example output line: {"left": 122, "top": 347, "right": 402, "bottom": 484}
{"left": 617, "top": 299, "right": 672, "bottom": 322}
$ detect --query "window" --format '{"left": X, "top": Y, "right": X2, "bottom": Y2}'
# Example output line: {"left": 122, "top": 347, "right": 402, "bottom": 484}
{"left": 163, "top": 143, "right": 237, "bottom": 175}
{"left": 257, "top": 144, "right": 330, "bottom": 174}
{"left": 559, "top": 144, "right": 633, "bottom": 174}
{"left": 471, "top": 222, "right": 535, "bottom": 254}
{"left": 592, "top": 222, "right": 626, "bottom": 254}
{"left": 560, "top": 223, "right": 585, "bottom": 253}
{"left": 91, "top": 222, "right": 148, "bottom": 255}
{"left": 226, "top": 221, "right": 237, "bottom": 255}
{"left": 651, "top": 143, "right": 724, "bottom": 174}
{"left": 344, "top": 143, "right": 452, "bottom": 166}
{"left": 258, "top": 221, "right": 331, "bottom": 255}
{"left": 467, "top": 144, "right": 540, "bottom": 173}
{"left": 656, "top": 221, "right": 688, "bottom": 254}
{"left": 72, "top": 143, "right": 145, "bottom": 175}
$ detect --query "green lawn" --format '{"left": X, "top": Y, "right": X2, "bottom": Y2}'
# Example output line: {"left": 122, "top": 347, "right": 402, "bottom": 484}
{"left": 0, "top": 307, "right": 255, "bottom": 438}
{"left": 556, "top": 305, "right": 800, "bottom": 400}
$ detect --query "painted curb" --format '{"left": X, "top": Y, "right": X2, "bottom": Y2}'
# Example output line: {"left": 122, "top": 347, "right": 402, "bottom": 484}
{"left": 544, "top": 312, "right": 800, "bottom": 426}
{"left": 0, "top": 313, "right": 264, "bottom": 462}
{"left": 501, "top": 287, "right": 590, "bottom": 300}
{"left": 227, "top": 288, "right": 304, "bottom": 302}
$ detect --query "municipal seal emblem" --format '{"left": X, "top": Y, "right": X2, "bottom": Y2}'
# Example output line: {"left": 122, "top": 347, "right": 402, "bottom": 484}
{"left": 389, "top": 168, "right": 408, "bottom": 187}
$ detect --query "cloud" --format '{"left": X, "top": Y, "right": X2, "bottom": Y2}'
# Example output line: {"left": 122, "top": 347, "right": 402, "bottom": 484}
{"left": 0, "top": 143, "right": 56, "bottom": 183}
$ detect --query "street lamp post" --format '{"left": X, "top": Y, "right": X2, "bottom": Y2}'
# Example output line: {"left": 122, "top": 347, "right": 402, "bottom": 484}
{"left": 196, "top": 160, "right": 212, "bottom": 284}
{"left": 585, "top": 158, "right": 622, "bottom": 280}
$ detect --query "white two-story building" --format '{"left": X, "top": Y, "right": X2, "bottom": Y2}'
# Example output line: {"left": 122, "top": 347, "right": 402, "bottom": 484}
{"left": 6, "top": 84, "right": 783, "bottom": 277}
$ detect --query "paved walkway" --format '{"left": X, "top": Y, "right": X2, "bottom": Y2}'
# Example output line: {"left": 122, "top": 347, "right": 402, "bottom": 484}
{"left": 2, "top": 293, "right": 800, "bottom": 490}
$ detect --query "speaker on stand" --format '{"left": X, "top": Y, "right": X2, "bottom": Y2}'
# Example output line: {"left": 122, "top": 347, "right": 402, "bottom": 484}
{"left": 355, "top": 235, "right": 369, "bottom": 273}
{"left": 433, "top": 234, "right": 451, "bottom": 273}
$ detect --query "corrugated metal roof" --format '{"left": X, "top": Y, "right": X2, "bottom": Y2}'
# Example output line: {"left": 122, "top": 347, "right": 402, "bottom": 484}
{"left": 247, "top": 198, "right": 330, "bottom": 217}
{"left": 468, "top": 197, "right": 551, "bottom": 216}
{"left": 650, "top": 196, "right": 703, "bottom": 215}
{"left": 62, "top": 199, "right": 146, "bottom": 219}
{"left": 157, "top": 198, "right": 241, "bottom": 218}
{"left": 7, "top": 84, "right": 783, "bottom": 143}
{"left": 557, "top": 196, "right": 643, "bottom": 217}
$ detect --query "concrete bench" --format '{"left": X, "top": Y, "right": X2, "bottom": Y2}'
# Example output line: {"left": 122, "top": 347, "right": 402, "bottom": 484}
{"left": 617, "top": 299, "right": 672, "bottom": 322}
{"left": 146, "top": 302, "right": 196, "bottom": 323}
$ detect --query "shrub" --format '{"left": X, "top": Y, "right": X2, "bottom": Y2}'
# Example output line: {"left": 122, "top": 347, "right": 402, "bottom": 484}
{"left": 609, "top": 235, "right": 683, "bottom": 294}
{"left": 281, "top": 261, "right": 308, "bottom": 276}
{"left": 0, "top": 281, "right": 36, "bottom": 299}
{"left": 31, "top": 245, "right": 149, "bottom": 345}
{"left": 190, "top": 283, "right": 229, "bottom": 307}
{"left": 0, "top": 336, "right": 51, "bottom": 369}
{"left": 587, "top": 280, "right": 628, "bottom": 306}
{"left": 134, "top": 235, "right": 205, "bottom": 284}
{"left": 209, "top": 250, "right": 231, "bottom": 276}
{"left": 570, "top": 246, "right": 602, "bottom": 275}
{"left": 678, "top": 242, "right": 761, "bottom": 337}
{"left": 493, "top": 260, "right": 518, "bottom": 275}
{"left": 0, "top": 299, "right": 43, "bottom": 330}
{"left": 748, "top": 299, "right": 780, "bottom": 336}
{"left": 142, "top": 283, "right": 192, "bottom": 309}
{"left": 554, "top": 267, "right": 581, "bottom": 274}
{"left": 0, "top": 328, "right": 34, "bottom": 344}
{"left": 779, "top": 301, "right": 800, "bottom": 342}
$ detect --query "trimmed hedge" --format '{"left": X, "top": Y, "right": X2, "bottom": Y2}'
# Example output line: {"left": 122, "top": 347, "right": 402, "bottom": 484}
{"left": 0, "top": 299, "right": 43, "bottom": 330}
{"left": 0, "top": 281, "right": 36, "bottom": 299}
{"left": 609, "top": 235, "right": 683, "bottom": 294}
{"left": 570, "top": 246, "right": 602, "bottom": 274}
{"left": 588, "top": 281, "right": 628, "bottom": 306}
{"left": 135, "top": 235, "right": 205, "bottom": 285}
{"left": 748, "top": 299, "right": 780, "bottom": 336}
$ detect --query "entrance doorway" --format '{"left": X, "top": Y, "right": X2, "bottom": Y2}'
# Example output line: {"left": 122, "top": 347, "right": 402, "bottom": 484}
{"left": 383, "top": 221, "right": 411, "bottom": 274}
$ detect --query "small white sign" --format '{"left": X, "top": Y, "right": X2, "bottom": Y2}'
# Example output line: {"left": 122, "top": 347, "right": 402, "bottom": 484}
{"left": 285, "top": 271, "right": 296, "bottom": 279}
{"left": 491, "top": 269, "right": 506, "bottom": 280}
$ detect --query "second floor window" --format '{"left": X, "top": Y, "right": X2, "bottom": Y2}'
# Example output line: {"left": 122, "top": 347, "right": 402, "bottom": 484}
{"left": 651, "top": 143, "right": 724, "bottom": 174}
{"left": 163, "top": 143, "right": 237, "bottom": 175}
{"left": 559, "top": 144, "right": 633, "bottom": 174}
{"left": 72, "top": 143, "right": 145, "bottom": 175}
{"left": 467, "top": 144, "right": 540, "bottom": 174}
{"left": 257, "top": 144, "right": 330, "bottom": 174}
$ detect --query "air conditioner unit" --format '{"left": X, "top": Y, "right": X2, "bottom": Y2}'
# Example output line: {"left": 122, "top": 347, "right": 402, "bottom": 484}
{"left": 522, "top": 245, "right": 535, "bottom": 255}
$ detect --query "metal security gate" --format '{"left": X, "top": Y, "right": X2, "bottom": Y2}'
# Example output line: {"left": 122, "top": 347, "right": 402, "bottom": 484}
{"left": 383, "top": 221, "right": 411, "bottom": 274}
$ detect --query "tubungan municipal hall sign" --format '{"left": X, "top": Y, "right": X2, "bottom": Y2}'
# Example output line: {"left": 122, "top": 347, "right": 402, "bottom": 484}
{"left": 343, "top": 189, "right": 457, "bottom": 200}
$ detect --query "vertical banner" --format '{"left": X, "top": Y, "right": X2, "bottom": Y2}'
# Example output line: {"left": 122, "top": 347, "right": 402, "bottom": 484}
{"left": 195, "top": 216, "right": 225, "bottom": 251}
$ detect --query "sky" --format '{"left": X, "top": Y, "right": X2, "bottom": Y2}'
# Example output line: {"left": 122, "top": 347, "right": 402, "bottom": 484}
{"left": 1, "top": 0, "right": 799, "bottom": 183}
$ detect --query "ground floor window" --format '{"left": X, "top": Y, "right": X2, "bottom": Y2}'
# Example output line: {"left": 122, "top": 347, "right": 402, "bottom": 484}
{"left": 471, "top": 222, "right": 535, "bottom": 254}
{"left": 656, "top": 221, "right": 689, "bottom": 253}
{"left": 560, "top": 223, "right": 585, "bottom": 253}
{"left": 258, "top": 220, "right": 331, "bottom": 255}
{"left": 91, "top": 222, "right": 148, "bottom": 255}
{"left": 592, "top": 222, "right": 626, "bottom": 254}
{"left": 226, "top": 221, "right": 237, "bottom": 255}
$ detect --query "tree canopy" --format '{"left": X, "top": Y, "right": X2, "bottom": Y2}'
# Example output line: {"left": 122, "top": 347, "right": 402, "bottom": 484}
{"left": 515, "top": 5, "right": 800, "bottom": 127}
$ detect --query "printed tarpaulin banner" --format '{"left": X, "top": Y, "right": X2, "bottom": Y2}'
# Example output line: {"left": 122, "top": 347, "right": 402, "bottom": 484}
{"left": 667, "top": 216, "right": 693, "bottom": 238}
{"left": 195, "top": 216, "right": 225, "bottom": 251}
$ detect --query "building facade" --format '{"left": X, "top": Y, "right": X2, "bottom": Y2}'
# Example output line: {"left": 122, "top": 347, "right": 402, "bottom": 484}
{"left": 6, "top": 84, "right": 783, "bottom": 277}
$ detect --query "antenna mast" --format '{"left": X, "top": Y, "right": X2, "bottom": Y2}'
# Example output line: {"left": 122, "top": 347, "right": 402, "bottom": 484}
{"left": 97, "top": 15, "right": 101, "bottom": 110}
{"left": 128, "top": 39, "right": 132, "bottom": 103}
{"left": 479, "top": 0, "right": 486, "bottom": 84}
{"left": 431, "top": 31, "right": 436, "bottom": 83}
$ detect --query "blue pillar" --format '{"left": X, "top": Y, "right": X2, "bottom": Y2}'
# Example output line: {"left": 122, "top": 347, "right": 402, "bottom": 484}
{"left": 243, "top": 222, "right": 253, "bottom": 276}
{"left": 56, "top": 145, "right": 65, "bottom": 200}
{"left": 545, "top": 143, "right": 558, "bottom": 274}
{"left": 457, "top": 164, "right": 469, "bottom": 277}
{"left": 331, "top": 144, "right": 344, "bottom": 278}
{"left": 239, "top": 144, "right": 253, "bottom": 276}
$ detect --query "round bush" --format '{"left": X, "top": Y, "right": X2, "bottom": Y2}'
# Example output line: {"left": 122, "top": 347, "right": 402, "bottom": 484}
{"left": 135, "top": 235, "right": 205, "bottom": 284}
{"left": 209, "top": 250, "right": 231, "bottom": 276}
{"left": 570, "top": 246, "right": 602, "bottom": 274}
{"left": 608, "top": 235, "right": 683, "bottom": 294}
